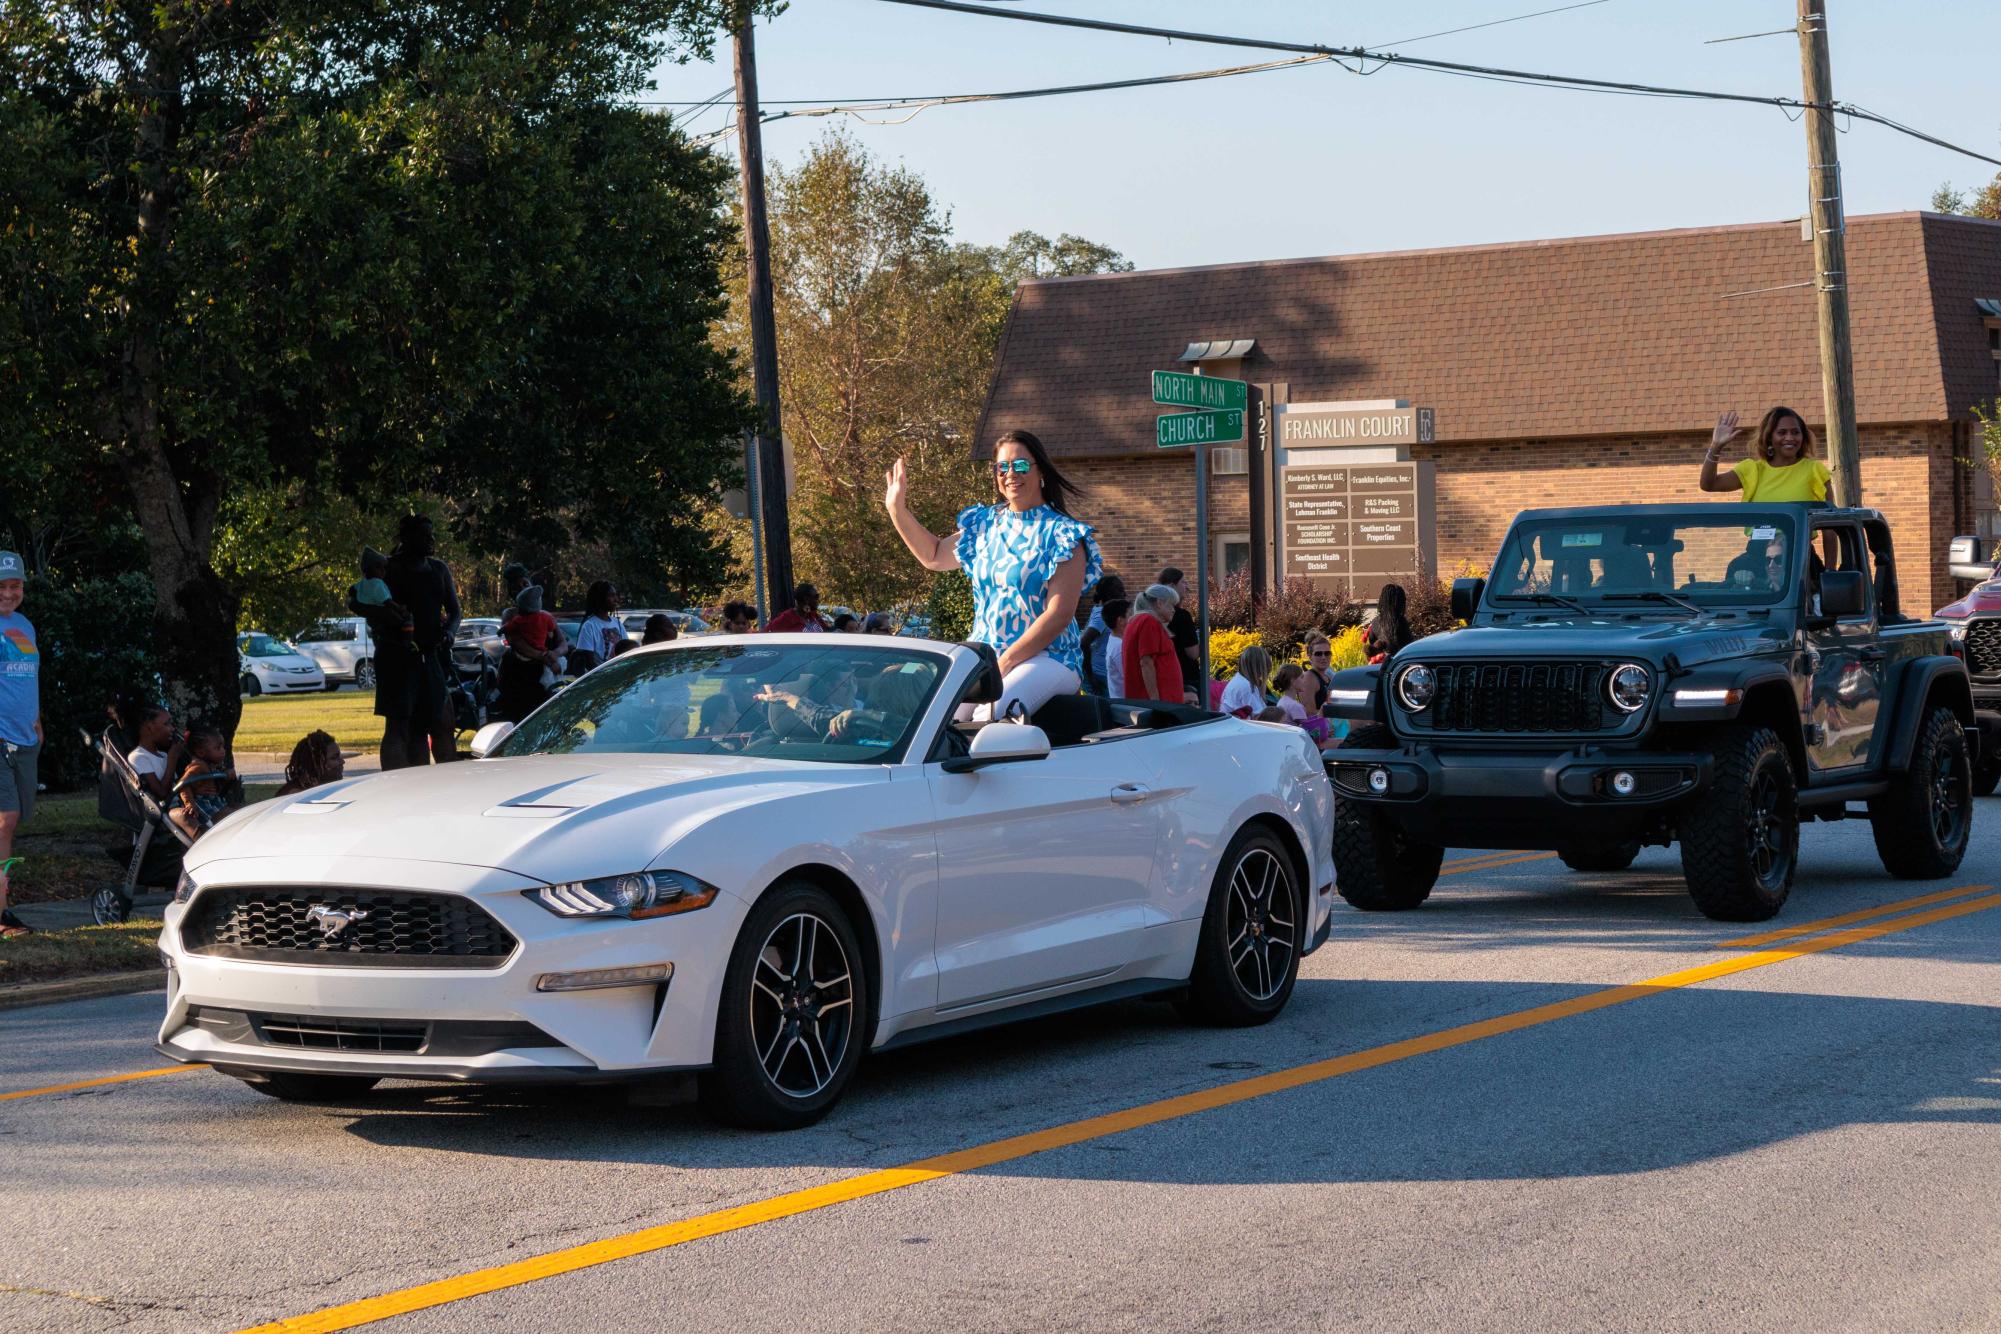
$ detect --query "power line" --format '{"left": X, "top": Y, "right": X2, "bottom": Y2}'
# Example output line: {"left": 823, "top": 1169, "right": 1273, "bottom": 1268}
{"left": 869, "top": 0, "right": 2001, "bottom": 168}
{"left": 1372, "top": 0, "right": 1613, "bottom": 49}
{"left": 639, "top": 0, "right": 1615, "bottom": 116}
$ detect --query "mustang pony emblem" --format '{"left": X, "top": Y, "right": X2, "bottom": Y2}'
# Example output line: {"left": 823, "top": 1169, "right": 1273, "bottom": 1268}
{"left": 306, "top": 904, "right": 370, "bottom": 942}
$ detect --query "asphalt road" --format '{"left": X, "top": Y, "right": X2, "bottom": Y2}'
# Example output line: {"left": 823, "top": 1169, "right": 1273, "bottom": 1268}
{"left": 5, "top": 818, "right": 2000, "bottom": 1333}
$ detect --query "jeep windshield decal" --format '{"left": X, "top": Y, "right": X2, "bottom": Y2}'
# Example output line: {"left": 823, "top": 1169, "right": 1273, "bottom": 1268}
{"left": 1490, "top": 512, "right": 1799, "bottom": 610}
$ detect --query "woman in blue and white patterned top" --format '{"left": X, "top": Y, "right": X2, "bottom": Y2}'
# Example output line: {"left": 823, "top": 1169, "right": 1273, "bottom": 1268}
{"left": 885, "top": 429, "right": 1102, "bottom": 721}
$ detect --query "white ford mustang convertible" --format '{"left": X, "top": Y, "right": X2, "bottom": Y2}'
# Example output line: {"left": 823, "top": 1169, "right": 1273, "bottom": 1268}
{"left": 158, "top": 635, "right": 1335, "bottom": 1127}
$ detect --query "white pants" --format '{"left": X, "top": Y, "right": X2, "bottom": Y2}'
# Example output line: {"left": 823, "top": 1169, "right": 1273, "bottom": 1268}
{"left": 956, "top": 657, "right": 1081, "bottom": 724}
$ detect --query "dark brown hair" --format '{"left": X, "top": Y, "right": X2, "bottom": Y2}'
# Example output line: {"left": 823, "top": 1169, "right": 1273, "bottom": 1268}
{"left": 992, "top": 429, "right": 1083, "bottom": 516}
{"left": 1755, "top": 407, "right": 1816, "bottom": 463}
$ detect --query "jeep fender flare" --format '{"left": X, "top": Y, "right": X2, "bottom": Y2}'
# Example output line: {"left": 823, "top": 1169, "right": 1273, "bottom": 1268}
{"left": 1879, "top": 655, "right": 1974, "bottom": 775}
{"left": 1656, "top": 662, "right": 1805, "bottom": 777}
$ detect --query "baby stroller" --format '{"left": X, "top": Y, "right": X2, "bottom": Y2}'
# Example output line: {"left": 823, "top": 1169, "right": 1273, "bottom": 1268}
{"left": 84, "top": 726, "right": 234, "bottom": 925}
{"left": 449, "top": 647, "right": 498, "bottom": 735}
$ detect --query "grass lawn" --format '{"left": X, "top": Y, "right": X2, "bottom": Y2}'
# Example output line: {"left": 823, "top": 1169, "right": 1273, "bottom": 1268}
{"left": 0, "top": 919, "right": 163, "bottom": 985}
{"left": 234, "top": 690, "right": 380, "bottom": 753}
{"left": 10, "top": 785, "right": 278, "bottom": 902}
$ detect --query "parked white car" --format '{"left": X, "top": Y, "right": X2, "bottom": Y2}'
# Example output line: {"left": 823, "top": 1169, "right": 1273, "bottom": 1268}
{"left": 294, "top": 617, "right": 378, "bottom": 689}
{"left": 157, "top": 635, "right": 1334, "bottom": 1128}
{"left": 620, "top": 609, "right": 711, "bottom": 639}
{"left": 237, "top": 633, "right": 327, "bottom": 696}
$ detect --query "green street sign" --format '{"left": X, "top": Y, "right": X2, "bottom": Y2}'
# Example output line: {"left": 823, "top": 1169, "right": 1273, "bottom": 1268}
{"left": 1157, "top": 409, "right": 1245, "bottom": 448}
{"left": 1152, "top": 370, "right": 1246, "bottom": 412}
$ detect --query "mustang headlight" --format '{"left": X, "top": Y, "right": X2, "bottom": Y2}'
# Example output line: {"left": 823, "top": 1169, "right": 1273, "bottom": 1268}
{"left": 175, "top": 868, "right": 198, "bottom": 904}
{"left": 1395, "top": 663, "right": 1436, "bottom": 711}
{"left": 1607, "top": 662, "right": 1651, "bottom": 714}
{"left": 527, "top": 870, "right": 718, "bottom": 921}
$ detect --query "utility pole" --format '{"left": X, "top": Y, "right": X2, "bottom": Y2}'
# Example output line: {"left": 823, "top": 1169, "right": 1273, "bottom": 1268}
{"left": 733, "top": 4, "right": 795, "bottom": 614}
{"left": 1797, "top": 0, "right": 1861, "bottom": 506}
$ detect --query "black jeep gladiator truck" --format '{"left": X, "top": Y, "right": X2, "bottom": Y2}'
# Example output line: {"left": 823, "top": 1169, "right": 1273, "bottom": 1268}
{"left": 1325, "top": 502, "right": 1975, "bottom": 922}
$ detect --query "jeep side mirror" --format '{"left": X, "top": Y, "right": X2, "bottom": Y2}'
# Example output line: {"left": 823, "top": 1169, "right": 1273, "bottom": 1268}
{"left": 1948, "top": 534, "right": 1991, "bottom": 583}
{"left": 1450, "top": 577, "right": 1485, "bottom": 623}
{"left": 1818, "top": 569, "right": 1866, "bottom": 619}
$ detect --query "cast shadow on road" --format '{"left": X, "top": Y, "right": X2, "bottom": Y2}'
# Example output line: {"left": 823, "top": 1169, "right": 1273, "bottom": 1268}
{"left": 1388, "top": 842, "right": 2001, "bottom": 959}
{"left": 333, "top": 906, "right": 2001, "bottom": 1188}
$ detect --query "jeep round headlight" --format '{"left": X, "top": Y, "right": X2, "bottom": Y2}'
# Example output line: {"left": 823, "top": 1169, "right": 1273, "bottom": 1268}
{"left": 1607, "top": 662, "right": 1650, "bottom": 714}
{"left": 1396, "top": 663, "right": 1436, "bottom": 711}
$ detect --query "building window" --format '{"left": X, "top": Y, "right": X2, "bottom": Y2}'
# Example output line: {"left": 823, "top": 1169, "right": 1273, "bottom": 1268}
{"left": 1217, "top": 532, "right": 1251, "bottom": 579}
{"left": 1210, "top": 446, "right": 1248, "bottom": 475}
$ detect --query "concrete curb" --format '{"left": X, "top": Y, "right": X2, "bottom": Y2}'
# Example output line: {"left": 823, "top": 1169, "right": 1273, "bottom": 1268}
{"left": 0, "top": 968, "right": 165, "bottom": 1012}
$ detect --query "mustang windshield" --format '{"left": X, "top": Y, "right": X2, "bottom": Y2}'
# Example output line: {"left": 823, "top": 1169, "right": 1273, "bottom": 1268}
{"left": 496, "top": 642, "right": 948, "bottom": 764}
{"left": 1489, "top": 512, "right": 1803, "bottom": 609}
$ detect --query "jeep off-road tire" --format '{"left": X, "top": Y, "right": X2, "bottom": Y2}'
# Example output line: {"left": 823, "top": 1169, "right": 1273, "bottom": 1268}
{"left": 1332, "top": 725, "right": 1443, "bottom": 911}
{"left": 1869, "top": 705, "right": 1971, "bottom": 879}
{"left": 1678, "top": 725, "right": 1798, "bottom": 922}
{"left": 1559, "top": 841, "right": 1642, "bottom": 873}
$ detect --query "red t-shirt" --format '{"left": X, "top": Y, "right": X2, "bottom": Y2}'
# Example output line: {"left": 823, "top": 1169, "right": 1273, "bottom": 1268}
{"left": 762, "top": 608, "right": 827, "bottom": 633}
{"left": 510, "top": 610, "right": 556, "bottom": 652}
{"left": 1122, "top": 613, "right": 1184, "bottom": 702}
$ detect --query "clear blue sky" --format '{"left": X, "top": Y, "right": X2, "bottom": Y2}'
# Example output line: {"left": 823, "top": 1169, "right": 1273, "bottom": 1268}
{"left": 647, "top": 1, "right": 2001, "bottom": 270}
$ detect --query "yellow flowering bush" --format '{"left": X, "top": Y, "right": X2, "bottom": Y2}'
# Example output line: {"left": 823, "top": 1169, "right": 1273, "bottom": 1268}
{"left": 1208, "top": 627, "right": 1262, "bottom": 680}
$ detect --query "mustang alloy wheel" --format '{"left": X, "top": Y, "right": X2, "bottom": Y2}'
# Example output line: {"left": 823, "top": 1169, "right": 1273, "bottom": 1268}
{"left": 749, "top": 911, "right": 856, "bottom": 1099}
{"left": 703, "top": 882, "right": 867, "bottom": 1129}
{"left": 1183, "top": 826, "right": 1302, "bottom": 1026}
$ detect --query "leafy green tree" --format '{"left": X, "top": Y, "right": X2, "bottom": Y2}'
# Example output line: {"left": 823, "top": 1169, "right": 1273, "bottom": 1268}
{"left": 1931, "top": 175, "right": 2001, "bottom": 219}
{"left": 980, "top": 229, "right": 1137, "bottom": 284}
{"left": 3, "top": 2, "right": 764, "bottom": 744}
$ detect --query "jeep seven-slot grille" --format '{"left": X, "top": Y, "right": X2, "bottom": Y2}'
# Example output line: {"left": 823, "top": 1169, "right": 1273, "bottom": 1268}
{"left": 1409, "top": 661, "right": 1613, "bottom": 734}
{"left": 180, "top": 888, "right": 517, "bottom": 968}
{"left": 1966, "top": 620, "right": 2001, "bottom": 678}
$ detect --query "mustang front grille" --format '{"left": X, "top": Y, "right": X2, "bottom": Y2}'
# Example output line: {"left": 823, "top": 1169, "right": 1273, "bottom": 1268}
{"left": 1966, "top": 620, "right": 2001, "bottom": 678}
{"left": 180, "top": 888, "right": 517, "bottom": 968}
{"left": 1406, "top": 661, "right": 1615, "bottom": 734}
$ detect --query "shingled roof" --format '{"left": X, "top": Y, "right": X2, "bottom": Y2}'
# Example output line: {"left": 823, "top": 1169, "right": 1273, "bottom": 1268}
{"left": 976, "top": 212, "right": 2001, "bottom": 459}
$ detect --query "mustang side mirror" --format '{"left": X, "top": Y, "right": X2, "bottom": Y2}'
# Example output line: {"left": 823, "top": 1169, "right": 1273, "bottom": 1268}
{"left": 1450, "top": 577, "right": 1485, "bottom": 623}
{"left": 941, "top": 723, "right": 1052, "bottom": 774}
{"left": 469, "top": 721, "right": 515, "bottom": 758}
{"left": 1817, "top": 569, "right": 1866, "bottom": 620}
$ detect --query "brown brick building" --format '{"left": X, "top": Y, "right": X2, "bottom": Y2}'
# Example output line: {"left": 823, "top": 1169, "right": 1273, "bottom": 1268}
{"left": 976, "top": 212, "right": 2001, "bottom": 613}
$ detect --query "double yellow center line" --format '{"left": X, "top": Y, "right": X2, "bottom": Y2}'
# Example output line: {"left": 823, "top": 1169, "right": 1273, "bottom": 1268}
{"left": 237, "top": 881, "right": 1998, "bottom": 1333}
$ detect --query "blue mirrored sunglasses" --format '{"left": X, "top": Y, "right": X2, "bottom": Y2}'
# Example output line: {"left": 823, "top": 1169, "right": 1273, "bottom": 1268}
{"left": 993, "top": 458, "right": 1032, "bottom": 475}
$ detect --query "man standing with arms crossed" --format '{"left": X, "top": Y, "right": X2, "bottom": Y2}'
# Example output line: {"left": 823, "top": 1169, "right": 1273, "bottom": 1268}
{"left": 0, "top": 551, "right": 41, "bottom": 936}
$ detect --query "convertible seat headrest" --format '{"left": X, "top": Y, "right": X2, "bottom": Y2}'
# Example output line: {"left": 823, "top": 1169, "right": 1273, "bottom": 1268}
{"left": 958, "top": 641, "right": 1005, "bottom": 705}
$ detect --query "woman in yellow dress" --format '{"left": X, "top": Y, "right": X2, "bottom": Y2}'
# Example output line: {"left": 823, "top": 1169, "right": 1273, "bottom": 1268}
{"left": 1697, "top": 406, "right": 1831, "bottom": 502}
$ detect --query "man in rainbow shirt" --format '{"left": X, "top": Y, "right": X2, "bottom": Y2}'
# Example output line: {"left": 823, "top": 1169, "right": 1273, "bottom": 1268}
{"left": 0, "top": 551, "right": 40, "bottom": 936}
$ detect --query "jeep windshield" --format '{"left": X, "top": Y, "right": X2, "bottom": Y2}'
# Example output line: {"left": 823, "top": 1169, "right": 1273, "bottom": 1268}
{"left": 1489, "top": 512, "right": 1801, "bottom": 610}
